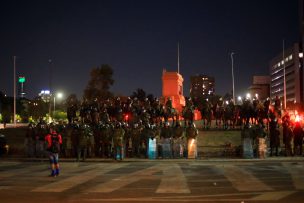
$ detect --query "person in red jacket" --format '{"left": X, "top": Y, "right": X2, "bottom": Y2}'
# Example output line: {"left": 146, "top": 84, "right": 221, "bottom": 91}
{"left": 45, "top": 125, "right": 62, "bottom": 177}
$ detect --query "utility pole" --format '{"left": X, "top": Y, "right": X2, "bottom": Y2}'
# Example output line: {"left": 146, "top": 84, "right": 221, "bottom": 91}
{"left": 48, "top": 59, "right": 52, "bottom": 123}
{"left": 13, "top": 56, "right": 16, "bottom": 127}
{"left": 177, "top": 42, "right": 180, "bottom": 74}
{"left": 283, "top": 40, "right": 287, "bottom": 110}
{"left": 231, "top": 52, "right": 235, "bottom": 105}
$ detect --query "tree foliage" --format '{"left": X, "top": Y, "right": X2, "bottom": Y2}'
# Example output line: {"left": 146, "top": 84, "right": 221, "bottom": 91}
{"left": 27, "top": 97, "right": 48, "bottom": 121}
{"left": 84, "top": 64, "right": 114, "bottom": 102}
{"left": 0, "top": 92, "right": 12, "bottom": 123}
{"left": 131, "top": 88, "right": 147, "bottom": 102}
{"left": 65, "top": 94, "right": 79, "bottom": 108}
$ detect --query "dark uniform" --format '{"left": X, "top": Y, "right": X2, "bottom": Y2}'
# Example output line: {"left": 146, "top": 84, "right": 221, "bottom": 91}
{"left": 173, "top": 122, "right": 185, "bottom": 158}
{"left": 76, "top": 124, "right": 90, "bottom": 161}
{"left": 185, "top": 124, "right": 198, "bottom": 140}
{"left": 113, "top": 123, "right": 125, "bottom": 160}
{"left": 293, "top": 122, "right": 303, "bottom": 156}
{"left": 269, "top": 120, "right": 280, "bottom": 156}
{"left": 131, "top": 123, "right": 142, "bottom": 157}
{"left": 141, "top": 124, "right": 153, "bottom": 158}
{"left": 284, "top": 124, "right": 294, "bottom": 156}
{"left": 100, "top": 123, "right": 112, "bottom": 158}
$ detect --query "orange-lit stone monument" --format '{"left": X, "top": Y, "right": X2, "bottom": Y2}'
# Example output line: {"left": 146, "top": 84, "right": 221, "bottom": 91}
{"left": 162, "top": 69, "right": 185, "bottom": 113}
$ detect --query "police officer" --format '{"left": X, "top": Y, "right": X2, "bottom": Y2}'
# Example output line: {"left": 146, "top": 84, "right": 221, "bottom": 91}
{"left": 284, "top": 123, "right": 294, "bottom": 156}
{"left": 173, "top": 121, "right": 185, "bottom": 158}
{"left": 160, "top": 121, "right": 173, "bottom": 158}
{"left": 269, "top": 119, "right": 280, "bottom": 156}
{"left": 102, "top": 123, "right": 113, "bottom": 158}
{"left": 76, "top": 124, "right": 89, "bottom": 161}
{"left": 113, "top": 122, "right": 125, "bottom": 160}
{"left": 293, "top": 122, "right": 303, "bottom": 156}
{"left": 131, "top": 122, "right": 142, "bottom": 157}
{"left": 64, "top": 124, "right": 73, "bottom": 158}
{"left": 35, "top": 121, "right": 48, "bottom": 158}
{"left": 185, "top": 123, "right": 198, "bottom": 158}
{"left": 185, "top": 123, "right": 198, "bottom": 140}
{"left": 141, "top": 123, "right": 154, "bottom": 158}
{"left": 25, "top": 123, "right": 35, "bottom": 157}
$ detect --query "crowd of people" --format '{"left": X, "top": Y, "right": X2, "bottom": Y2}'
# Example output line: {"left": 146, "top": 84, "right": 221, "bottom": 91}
{"left": 278, "top": 113, "right": 304, "bottom": 156}
{"left": 24, "top": 95, "right": 304, "bottom": 162}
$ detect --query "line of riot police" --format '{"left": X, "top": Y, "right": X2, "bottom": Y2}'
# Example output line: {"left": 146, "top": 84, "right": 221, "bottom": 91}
{"left": 25, "top": 119, "right": 199, "bottom": 160}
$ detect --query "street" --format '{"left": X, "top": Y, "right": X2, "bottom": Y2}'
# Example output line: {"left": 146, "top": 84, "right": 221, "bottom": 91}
{"left": 0, "top": 159, "right": 304, "bottom": 203}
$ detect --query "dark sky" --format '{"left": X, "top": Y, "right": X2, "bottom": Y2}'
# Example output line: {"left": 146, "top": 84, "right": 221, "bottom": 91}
{"left": 0, "top": 0, "right": 299, "bottom": 99}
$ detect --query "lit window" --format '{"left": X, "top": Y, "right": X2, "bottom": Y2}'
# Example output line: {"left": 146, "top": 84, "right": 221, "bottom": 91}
{"left": 289, "top": 54, "right": 293, "bottom": 60}
{"left": 299, "top": 53, "right": 303, "bottom": 58}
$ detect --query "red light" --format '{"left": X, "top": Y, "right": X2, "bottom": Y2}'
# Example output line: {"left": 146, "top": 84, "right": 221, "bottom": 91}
{"left": 125, "top": 114, "right": 129, "bottom": 121}
{"left": 295, "top": 115, "right": 301, "bottom": 122}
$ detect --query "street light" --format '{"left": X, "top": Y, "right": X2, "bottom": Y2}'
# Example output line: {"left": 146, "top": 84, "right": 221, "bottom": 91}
{"left": 53, "top": 92, "right": 63, "bottom": 121}
{"left": 246, "top": 93, "right": 251, "bottom": 99}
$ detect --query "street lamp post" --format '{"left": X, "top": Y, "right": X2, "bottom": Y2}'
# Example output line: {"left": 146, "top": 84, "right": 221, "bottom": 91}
{"left": 48, "top": 59, "right": 52, "bottom": 123}
{"left": 13, "top": 56, "right": 16, "bottom": 127}
{"left": 231, "top": 52, "right": 235, "bottom": 105}
{"left": 283, "top": 40, "right": 287, "bottom": 110}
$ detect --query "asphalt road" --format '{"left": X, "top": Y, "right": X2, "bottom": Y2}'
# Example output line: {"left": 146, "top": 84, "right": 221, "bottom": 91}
{"left": 0, "top": 159, "right": 304, "bottom": 203}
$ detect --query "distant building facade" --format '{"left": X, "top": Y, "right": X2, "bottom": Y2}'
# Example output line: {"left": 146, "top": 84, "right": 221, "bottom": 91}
{"left": 248, "top": 76, "right": 270, "bottom": 101}
{"left": 190, "top": 75, "right": 215, "bottom": 99}
{"left": 38, "top": 90, "right": 51, "bottom": 102}
{"left": 269, "top": 43, "right": 302, "bottom": 104}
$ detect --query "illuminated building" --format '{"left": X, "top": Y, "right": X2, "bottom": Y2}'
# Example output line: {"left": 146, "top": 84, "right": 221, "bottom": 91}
{"left": 190, "top": 75, "right": 215, "bottom": 100}
{"left": 38, "top": 90, "right": 51, "bottom": 102}
{"left": 269, "top": 43, "right": 302, "bottom": 104}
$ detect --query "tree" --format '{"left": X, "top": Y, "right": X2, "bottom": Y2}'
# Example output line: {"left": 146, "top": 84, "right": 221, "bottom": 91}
{"left": 65, "top": 94, "right": 79, "bottom": 108}
{"left": 84, "top": 64, "right": 114, "bottom": 102}
{"left": 0, "top": 92, "right": 12, "bottom": 124}
{"left": 131, "top": 88, "right": 147, "bottom": 102}
{"left": 27, "top": 97, "right": 48, "bottom": 121}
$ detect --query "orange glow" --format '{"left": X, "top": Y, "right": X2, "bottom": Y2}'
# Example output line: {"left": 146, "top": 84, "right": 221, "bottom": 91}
{"left": 162, "top": 70, "right": 185, "bottom": 113}
{"left": 190, "top": 138, "right": 195, "bottom": 146}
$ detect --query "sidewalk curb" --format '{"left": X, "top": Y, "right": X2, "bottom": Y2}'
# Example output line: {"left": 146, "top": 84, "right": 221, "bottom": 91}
{"left": 1, "top": 156, "right": 304, "bottom": 163}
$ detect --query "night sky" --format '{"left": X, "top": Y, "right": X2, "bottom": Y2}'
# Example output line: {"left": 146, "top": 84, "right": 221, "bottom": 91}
{"left": 0, "top": 0, "right": 299, "bottom": 100}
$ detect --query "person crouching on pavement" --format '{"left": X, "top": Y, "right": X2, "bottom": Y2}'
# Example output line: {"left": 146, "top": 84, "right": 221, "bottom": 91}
{"left": 45, "top": 125, "right": 62, "bottom": 177}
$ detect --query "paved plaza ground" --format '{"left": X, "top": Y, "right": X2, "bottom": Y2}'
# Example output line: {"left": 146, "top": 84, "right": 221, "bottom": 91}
{"left": 0, "top": 159, "right": 304, "bottom": 203}
{"left": 1, "top": 123, "right": 303, "bottom": 202}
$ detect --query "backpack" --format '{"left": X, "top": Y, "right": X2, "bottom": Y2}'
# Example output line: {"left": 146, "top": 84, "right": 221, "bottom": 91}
{"left": 50, "top": 133, "right": 60, "bottom": 153}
